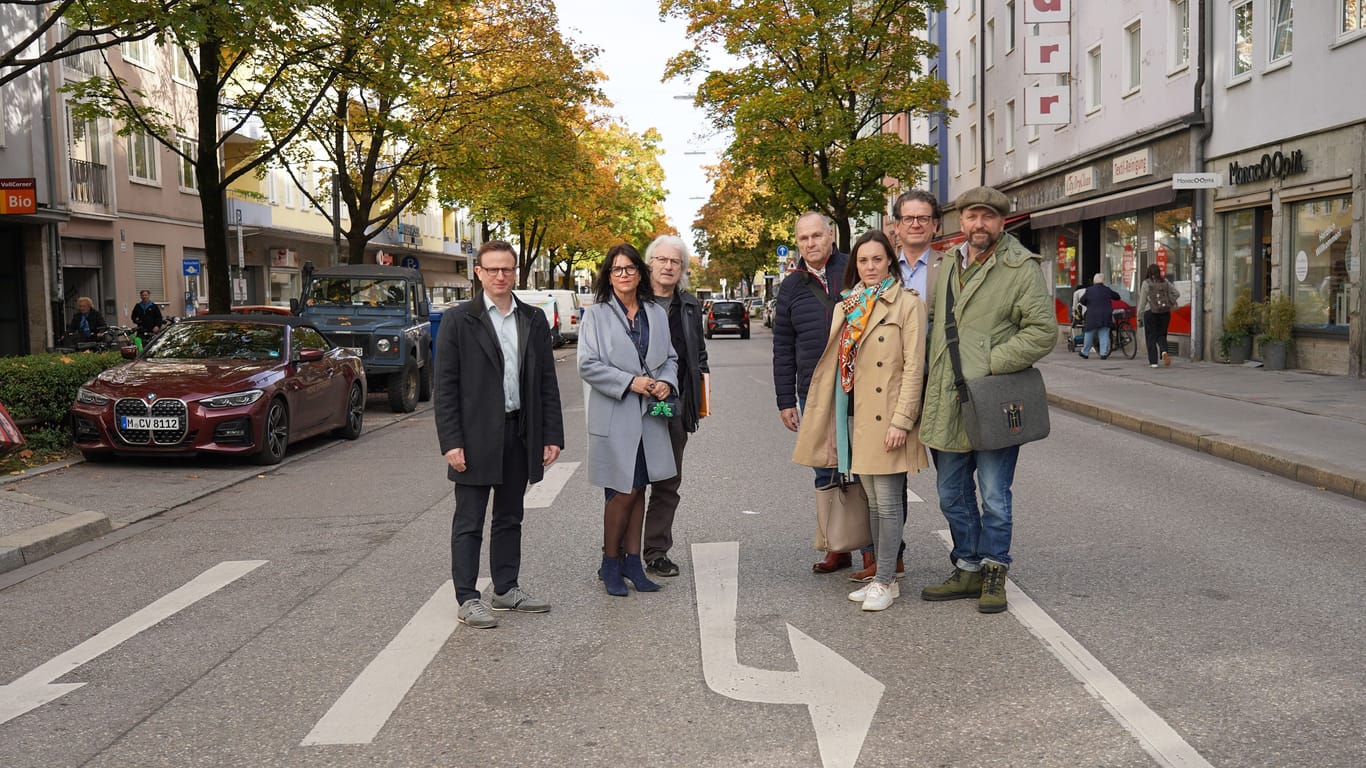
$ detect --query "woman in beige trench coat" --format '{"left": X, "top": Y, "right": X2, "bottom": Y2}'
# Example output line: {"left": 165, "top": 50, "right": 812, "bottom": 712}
{"left": 793, "top": 230, "right": 929, "bottom": 611}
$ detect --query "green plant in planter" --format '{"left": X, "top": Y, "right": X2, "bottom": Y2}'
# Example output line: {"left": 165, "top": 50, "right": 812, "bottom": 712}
{"left": 1218, "top": 290, "right": 1259, "bottom": 358}
{"left": 1257, "top": 293, "right": 1296, "bottom": 344}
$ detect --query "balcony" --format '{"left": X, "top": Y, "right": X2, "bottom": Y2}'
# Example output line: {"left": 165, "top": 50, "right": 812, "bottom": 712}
{"left": 69, "top": 158, "right": 109, "bottom": 206}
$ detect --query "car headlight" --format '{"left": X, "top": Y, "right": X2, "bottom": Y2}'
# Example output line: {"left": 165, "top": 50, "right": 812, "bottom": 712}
{"left": 76, "top": 387, "right": 111, "bottom": 406}
{"left": 376, "top": 337, "right": 392, "bottom": 353}
{"left": 375, "top": 335, "right": 400, "bottom": 355}
{"left": 200, "top": 389, "right": 265, "bottom": 409}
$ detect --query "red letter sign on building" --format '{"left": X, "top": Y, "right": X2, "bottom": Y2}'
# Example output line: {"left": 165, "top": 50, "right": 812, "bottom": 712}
{"left": 1025, "top": 36, "right": 1071, "bottom": 74}
{"left": 1025, "top": 86, "right": 1070, "bottom": 126}
{"left": 0, "top": 178, "right": 37, "bottom": 215}
{"left": 1024, "top": 0, "right": 1071, "bottom": 24}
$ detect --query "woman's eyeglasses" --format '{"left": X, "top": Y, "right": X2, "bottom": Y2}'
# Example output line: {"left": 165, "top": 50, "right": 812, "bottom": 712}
{"left": 611, "top": 266, "right": 638, "bottom": 276}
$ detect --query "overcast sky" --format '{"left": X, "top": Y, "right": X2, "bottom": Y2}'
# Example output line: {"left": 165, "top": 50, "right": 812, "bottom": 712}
{"left": 554, "top": 0, "right": 730, "bottom": 238}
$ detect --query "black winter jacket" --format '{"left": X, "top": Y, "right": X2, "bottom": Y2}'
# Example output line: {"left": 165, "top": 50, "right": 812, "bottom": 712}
{"left": 771, "top": 251, "right": 849, "bottom": 410}
{"left": 666, "top": 289, "right": 710, "bottom": 433}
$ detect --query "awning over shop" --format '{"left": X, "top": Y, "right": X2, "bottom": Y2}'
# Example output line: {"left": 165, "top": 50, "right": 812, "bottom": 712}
{"left": 931, "top": 214, "right": 1030, "bottom": 251}
{"left": 1028, "top": 182, "right": 1176, "bottom": 229}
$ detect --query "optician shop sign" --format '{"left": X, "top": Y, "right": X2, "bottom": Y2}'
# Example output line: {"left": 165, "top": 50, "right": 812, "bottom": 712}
{"left": 1229, "top": 149, "right": 1306, "bottom": 185}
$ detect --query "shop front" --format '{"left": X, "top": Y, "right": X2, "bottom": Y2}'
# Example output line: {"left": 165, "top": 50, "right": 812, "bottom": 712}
{"left": 1207, "top": 126, "right": 1363, "bottom": 376}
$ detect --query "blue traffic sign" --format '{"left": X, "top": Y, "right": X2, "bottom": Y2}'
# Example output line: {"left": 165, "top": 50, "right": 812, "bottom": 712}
{"left": 182, "top": 259, "right": 201, "bottom": 276}
{"left": 776, "top": 245, "right": 789, "bottom": 258}
{"left": 401, "top": 255, "right": 420, "bottom": 270}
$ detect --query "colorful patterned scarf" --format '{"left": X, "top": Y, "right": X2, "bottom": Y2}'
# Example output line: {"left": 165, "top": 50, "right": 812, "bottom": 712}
{"left": 837, "top": 276, "right": 894, "bottom": 392}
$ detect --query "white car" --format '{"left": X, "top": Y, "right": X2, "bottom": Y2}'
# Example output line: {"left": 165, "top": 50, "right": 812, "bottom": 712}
{"left": 514, "top": 289, "right": 580, "bottom": 343}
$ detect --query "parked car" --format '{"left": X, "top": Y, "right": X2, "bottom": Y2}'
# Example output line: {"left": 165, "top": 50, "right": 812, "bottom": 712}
{"left": 763, "top": 298, "right": 777, "bottom": 328}
{"left": 511, "top": 290, "right": 565, "bottom": 348}
{"left": 746, "top": 297, "right": 765, "bottom": 321}
{"left": 706, "top": 299, "right": 750, "bottom": 339}
{"left": 294, "top": 265, "right": 432, "bottom": 413}
{"left": 70, "top": 316, "right": 366, "bottom": 465}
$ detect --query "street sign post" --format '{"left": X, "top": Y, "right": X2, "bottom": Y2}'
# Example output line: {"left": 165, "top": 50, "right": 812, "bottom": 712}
{"left": 776, "top": 244, "right": 789, "bottom": 259}
{"left": 182, "top": 259, "right": 201, "bottom": 276}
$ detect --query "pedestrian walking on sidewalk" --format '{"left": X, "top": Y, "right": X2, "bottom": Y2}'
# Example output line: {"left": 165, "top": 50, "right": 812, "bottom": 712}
{"left": 435, "top": 241, "right": 564, "bottom": 629}
{"left": 917, "top": 187, "right": 1055, "bottom": 614}
{"left": 793, "top": 230, "right": 929, "bottom": 612}
{"left": 1078, "top": 274, "right": 1120, "bottom": 359}
{"left": 579, "top": 243, "right": 679, "bottom": 597}
{"left": 772, "top": 211, "right": 852, "bottom": 574}
{"left": 1137, "top": 264, "right": 1180, "bottom": 368}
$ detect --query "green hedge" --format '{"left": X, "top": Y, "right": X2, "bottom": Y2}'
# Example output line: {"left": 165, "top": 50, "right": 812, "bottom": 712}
{"left": 0, "top": 351, "right": 125, "bottom": 427}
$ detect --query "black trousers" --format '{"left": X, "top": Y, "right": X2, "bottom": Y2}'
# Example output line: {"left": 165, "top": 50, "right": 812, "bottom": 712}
{"left": 643, "top": 415, "right": 689, "bottom": 561}
{"left": 1143, "top": 310, "right": 1171, "bottom": 364}
{"left": 451, "top": 418, "right": 529, "bottom": 604}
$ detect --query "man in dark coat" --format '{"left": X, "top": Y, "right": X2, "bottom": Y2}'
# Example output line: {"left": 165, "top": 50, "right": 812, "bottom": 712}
{"left": 638, "top": 234, "right": 709, "bottom": 579}
{"left": 130, "top": 290, "right": 163, "bottom": 339}
{"left": 772, "top": 211, "right": 851, "bottom": 573}
{"left": 435, "top": 240, "right": 564, "bottom": 629}
{"left": 1078, "top": 273, "right": 1121, "bottom": 359}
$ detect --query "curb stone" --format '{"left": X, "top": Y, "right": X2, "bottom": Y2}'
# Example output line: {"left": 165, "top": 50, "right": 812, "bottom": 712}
{"left": 0, "top": 510, "right": 112, "bottom": 574}
{"left": 1048, "top": 392, "right": 1366, "bottom": 504}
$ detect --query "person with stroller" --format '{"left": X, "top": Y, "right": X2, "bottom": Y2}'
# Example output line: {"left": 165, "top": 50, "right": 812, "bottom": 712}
{"left": 1077, "top": 274, "right": 1120, "bottom": 359}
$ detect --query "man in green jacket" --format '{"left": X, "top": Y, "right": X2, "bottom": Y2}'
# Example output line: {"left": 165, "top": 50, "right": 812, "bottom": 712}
{"left": 918, "top": 187, "right": 1056, "bottom": 614}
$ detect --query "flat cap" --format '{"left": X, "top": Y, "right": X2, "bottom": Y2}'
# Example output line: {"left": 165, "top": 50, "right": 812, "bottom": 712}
{"left": 955, "top": 186, "right": 1010, "bottom": 216}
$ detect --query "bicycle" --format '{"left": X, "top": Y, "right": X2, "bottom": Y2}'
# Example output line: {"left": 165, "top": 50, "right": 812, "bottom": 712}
{"left": 51, "top": 325, "right": 136, "bottom": 354}
{"left": 1110, "top": 308, "right": 1138, "bottom": 359}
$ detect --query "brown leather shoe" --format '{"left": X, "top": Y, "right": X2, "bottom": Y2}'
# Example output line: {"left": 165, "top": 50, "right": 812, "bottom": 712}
{"left": 850, "top": 557, "right": 906, "bottom": 583}
{"left": 812, "top": 552, "right": 852, "bottom": 573}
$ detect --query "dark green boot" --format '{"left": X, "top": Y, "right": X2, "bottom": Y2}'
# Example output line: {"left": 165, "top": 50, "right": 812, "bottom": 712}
{"left": 977, "top": 563, "right": 1008, "bottom": 614}
{"left": 919, "top": 567, "right": 983, "bottom": 601}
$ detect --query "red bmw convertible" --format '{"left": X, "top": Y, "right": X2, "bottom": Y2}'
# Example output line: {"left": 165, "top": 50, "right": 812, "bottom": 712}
{"left": 70, "top": 316, "right": 366, "bottom": 464}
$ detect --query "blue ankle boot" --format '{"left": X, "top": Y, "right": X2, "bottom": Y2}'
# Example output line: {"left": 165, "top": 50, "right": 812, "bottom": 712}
{"left": 600, "top": 555, "right": 628, "bottom": 597}
{"left": 621, "top": 554, "right": 661, "bottom": 592}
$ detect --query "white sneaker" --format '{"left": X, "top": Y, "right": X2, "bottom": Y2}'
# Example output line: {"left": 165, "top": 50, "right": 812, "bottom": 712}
{"left": 860, "top": 582, "right": 898, "bottom": 611}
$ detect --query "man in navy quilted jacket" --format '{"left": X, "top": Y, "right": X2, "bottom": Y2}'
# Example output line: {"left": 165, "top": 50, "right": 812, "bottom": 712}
{"left": 772, "top": 211, "right": 852, "bottom": 573}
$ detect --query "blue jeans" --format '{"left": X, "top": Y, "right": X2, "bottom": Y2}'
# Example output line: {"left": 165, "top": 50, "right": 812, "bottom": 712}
{"left": 931, "top": 446, "right": 1020, "bottom": 569}
{"left": 1082, "top": 327, "right": 1110, "bottom": 356}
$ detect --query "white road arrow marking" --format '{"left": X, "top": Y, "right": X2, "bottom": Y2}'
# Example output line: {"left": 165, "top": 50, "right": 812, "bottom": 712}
{"left": 302, "top": 577, "right": 490, "bottom": 746}
{"left": 0, "top": 560, "right": 267, "bottom": 726}
{"left": 692, "top": 542, "right": 884, "bottom": 768}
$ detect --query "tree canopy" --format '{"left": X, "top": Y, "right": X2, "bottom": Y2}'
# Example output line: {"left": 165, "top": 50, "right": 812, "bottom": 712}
{"left": 662, "top": 0, "right": 949, "bottom": 250}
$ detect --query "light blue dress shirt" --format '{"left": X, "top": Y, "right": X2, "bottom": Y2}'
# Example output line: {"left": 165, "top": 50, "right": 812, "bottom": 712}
{"left": 483, "top": 293, "right": 520, "bottom": 412}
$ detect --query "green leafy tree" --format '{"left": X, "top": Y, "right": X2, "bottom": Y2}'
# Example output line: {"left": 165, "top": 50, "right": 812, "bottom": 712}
{"left": 662, "top": 0, "right": 949, "bottom": 250}
{"left": 0, "top": 0, "right": 185, "bottom": 87}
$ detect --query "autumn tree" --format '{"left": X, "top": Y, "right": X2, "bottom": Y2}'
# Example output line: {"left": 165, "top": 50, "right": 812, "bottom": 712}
{"left": 692, "top": 157, "right": 789, "bottom": 289}
{"left": 662, "top": 0, "right": 949, "bottom": 251}
{"left": 66, "top": 0, "right": 349, "bottom": 312}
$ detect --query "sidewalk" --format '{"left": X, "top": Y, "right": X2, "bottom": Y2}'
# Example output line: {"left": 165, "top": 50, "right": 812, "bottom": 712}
{"left": 1039, "top": 346, "right": 1366, "bottom": 502}
{"left": 4, "top": 352, "right": 1364, "bottom": 575}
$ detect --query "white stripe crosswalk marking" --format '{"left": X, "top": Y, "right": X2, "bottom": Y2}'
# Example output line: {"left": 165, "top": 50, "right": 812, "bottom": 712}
{"left": 523, "top": 461, "right": 578, "bottom": 509}
{"left": 301, "top": 577, "right": 490, "bottom": 746}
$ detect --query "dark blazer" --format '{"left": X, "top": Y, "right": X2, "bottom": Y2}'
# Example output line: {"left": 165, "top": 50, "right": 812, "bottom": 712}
{"left": 434, "top": 293, "right": 564, "bottom": 486}
{"left": 670, "top": 289, "right": 710, "bottom": 433}
{"left": 771, "top": 250, "right": 849, "bottom": 410}
{"left": 68, "top": 309, "right": 107, "bottom": 336}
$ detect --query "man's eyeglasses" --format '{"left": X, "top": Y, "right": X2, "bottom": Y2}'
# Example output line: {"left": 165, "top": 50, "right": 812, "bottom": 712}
{"left": 652, "top": 258, "right": 683, "bottom": 267}
{"left": 896, "top": 215, "right": 935, "bottom": 226}
{"left": 478, "top": 267, "right": 516, "bottom": 276}
{"left": 611, "top": 265, "right": 639, "bottom": 276}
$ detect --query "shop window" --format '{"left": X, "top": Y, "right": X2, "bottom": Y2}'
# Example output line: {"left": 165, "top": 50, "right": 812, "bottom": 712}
{"left": 1153, "top": 204, "right": 1193, "bottom": 305}
{"left": 1287, "top": 195, "right": 1354, "bottom": 331}
{"left": 1104, "top": 215, "right": 1140, "bottom": 302}
{"left": 1054, "top": 227, "right": 1081, "bottom": 308}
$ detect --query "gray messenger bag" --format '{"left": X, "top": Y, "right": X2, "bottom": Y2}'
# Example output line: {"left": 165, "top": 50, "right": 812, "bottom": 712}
{"left": 943, "top": 288, "right": 1050, "bottom": 451}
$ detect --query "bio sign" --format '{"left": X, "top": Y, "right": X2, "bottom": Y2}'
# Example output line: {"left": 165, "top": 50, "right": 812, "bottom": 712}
{"left": 0, "top": 178, "right": 37, "bottom": 215}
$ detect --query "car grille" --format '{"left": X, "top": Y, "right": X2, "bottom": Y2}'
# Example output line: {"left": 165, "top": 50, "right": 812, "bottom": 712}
{"left": 326, "top": 332, "right": 366, "bottom": 353}
{"left": 114, "top": 398, "right": 188, "bottom": 445}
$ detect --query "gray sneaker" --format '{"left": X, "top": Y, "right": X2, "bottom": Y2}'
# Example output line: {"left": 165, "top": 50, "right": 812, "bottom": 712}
{"left": 457, "top": 598, "right": 498, "bottom": 628}
{"left": 490, "top": 586, "right": 551, "bottom": 613}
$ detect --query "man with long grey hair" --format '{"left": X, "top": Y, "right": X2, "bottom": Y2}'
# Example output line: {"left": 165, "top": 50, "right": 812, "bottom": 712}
{"left": 637, "top": 234, "right": 709, "bottom": 577}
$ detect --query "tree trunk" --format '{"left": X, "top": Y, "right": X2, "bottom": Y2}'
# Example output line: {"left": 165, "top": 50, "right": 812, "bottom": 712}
{"left": 198, "top": 40, "right": 231, "bottom": 314}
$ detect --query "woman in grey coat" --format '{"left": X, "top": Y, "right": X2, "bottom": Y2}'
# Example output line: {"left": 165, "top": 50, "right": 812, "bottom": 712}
{"left": 578, "top": 243, "right": 679, "bottom": 596}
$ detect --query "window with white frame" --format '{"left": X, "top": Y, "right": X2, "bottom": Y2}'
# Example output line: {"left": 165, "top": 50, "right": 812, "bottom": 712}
{"left": 953, "top": 133, "right": 962, "bottom": 176}
{"left": 986, "top": 19, "right": 996, "bottom": 68}
{"left": 121, "top": 37, "right": 154, "bottom": 68}
{"left": 1004, "top": 100, "right": 1016, "bottom": 153}
{"left": 968, "top": 37, "right": 977, "bottom": 103}
{"left": 1269, "top": 0, "right": 1293, "bottom": 63}
{"left": 1005, "top": 1, "right": 1016, "bottom": 52}
{"left": 267, "top": 168, "right": 279, "bottom": 205}
{"left": 172, "top": 45, "right": 195, "bottom": 83}
{"left": 967, "top": 124, "right": 977, "bottom": 169}
{"left": 128, "top": 130, "right": 158, "bottom": 182}
{"left": 1341, "top": 0, "right": 1366, "bottom": 37}
{"left": 1086, "top": 45, "right": 1103, "bottom": 113}
{"left": 176, "top": 136, "right": 197, "bottom": 190}
{"left": 1232, "top": 1, "right": 1254, "bottom": 79}
{"left": 1124, "top": 20, "right": 1142, "bottom": 93}
{"left": 283, "top": 174, "right": 296, "bottom": 208}
{"left": 985, "top": 113, "right": 995, "bottom": 161}
{"left": 1170, "top": 0, "right": 1191, "bottom": 71}
{"left": 954, "top": 50, "right": 961, "bottom": 94}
